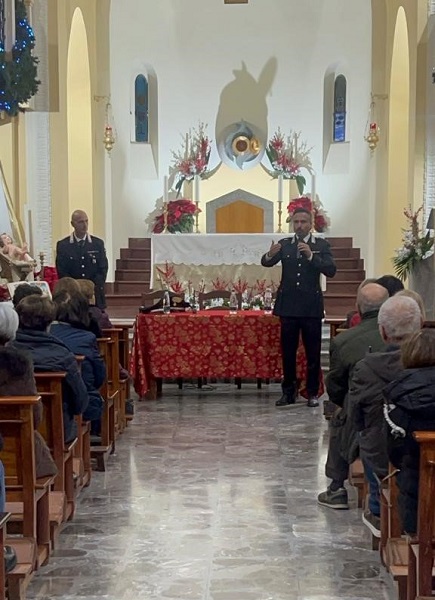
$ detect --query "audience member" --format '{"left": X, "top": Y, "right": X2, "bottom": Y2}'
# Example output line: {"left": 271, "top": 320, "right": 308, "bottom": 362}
{"left": 77, "top": 279, "right": 113, "bottom": 329}
{"left": 0, "top": 303, "right": 57, "bottom": 478}
{"left": 384, "top": 328, "right": 435, "bottom": 534}
{"left": 54, "top": 277, "right": 102, "bottom": 337}
{"left": 317, "top": 283, "right": 388, "bottom": 509}
{"left": 51, "top": 290, "right": 105, "bottom": 434}
{"left": 375, "top": 274, "right": 404, "bottom": 297}
{"left": 349, "top": 295, "right": 422, "bottom": 537}
{"left": 395, "top": 289, "right": 426, "bottom": 321}
{"left": 10, "top": 295, "right": 88, "bottom": 443}
{"left": 12, "top": 282, "right": 43, "bottom": 307}
{"left": 346, "top": 278, "right": 378, "bottom": 328}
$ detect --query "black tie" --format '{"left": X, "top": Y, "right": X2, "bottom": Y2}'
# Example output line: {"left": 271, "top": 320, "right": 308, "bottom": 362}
{"left": 78, "top": 239, "right": 85, "bottom": 249}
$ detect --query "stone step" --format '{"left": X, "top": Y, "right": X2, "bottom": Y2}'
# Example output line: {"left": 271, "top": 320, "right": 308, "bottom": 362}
{"left": 324, "top": 293, "right": 356, "bottom": 316}
{"left": 116, "top": 258, "right": 151, "bottom": 270}
{"left": 335, "top": 258, "right": 364, "bottom": 270}
{"left": 128, "top": 238, "right": 151, "bottom": 249}
{"left": 115, "top": 269, "right": 152, "bottom": 282}
{"left": 326, "top": 280, "right": 360, "bottom": 294}
{"left": 335, "top": 269, "right": 366, "bottom": 281}
{"left": 114, "top": 281, "right": 151, "bottom": 294}
{"left": 120, "top": 248, "right": 151, "bottom": 260}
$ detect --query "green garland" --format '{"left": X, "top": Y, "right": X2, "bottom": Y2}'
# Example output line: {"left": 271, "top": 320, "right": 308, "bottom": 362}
{"left": 0, "top": 1, "right": 40, "bottom": 117}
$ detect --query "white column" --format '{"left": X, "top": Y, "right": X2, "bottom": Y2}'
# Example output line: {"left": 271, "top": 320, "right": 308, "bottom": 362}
{"left": 4, "top": 0, "right": 15, "bottom": 51}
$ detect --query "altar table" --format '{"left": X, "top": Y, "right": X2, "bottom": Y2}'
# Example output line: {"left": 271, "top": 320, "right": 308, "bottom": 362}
{"left": 151, "top": 233, "right": 282, "bottom": 289}
{"left": 130, "top": 310, "right": 324, "bottom": 399}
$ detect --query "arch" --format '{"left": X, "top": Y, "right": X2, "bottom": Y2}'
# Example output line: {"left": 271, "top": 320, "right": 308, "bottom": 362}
{"left": 386, "top": 6, "right": 410, "bottom": 272}
{"left": 333, "top": 75, "right": 347, "bottom": 142}
{"left": 134, "top": 74, "right": 149, "bottom": 142}
{"left": 67, "top": 8, "right": 93, "bottom": 224}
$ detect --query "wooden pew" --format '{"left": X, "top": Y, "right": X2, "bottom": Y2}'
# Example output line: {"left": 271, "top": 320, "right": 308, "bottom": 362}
{"left": 33, "top": 372, "right": 76, "bottom": 537}
{"left": 348, "top": 458, "right": 367, "bottom": 510}
{"left": 73, "top": 356, "right": 92, "bottom": 489}
{"left": 0, "top": 396, "right": 53, "bottom": 598}
{"left": 91, "top": 338, "right": 116, "bottom": 471}
{"left": 406, "top": 432, "right": 435, "bottom": 600}
{"left": 101, "top": 328, "right": 123, "bottom": 434}
{"left": 0, "top": 513, "right": 10, "bottom": 600}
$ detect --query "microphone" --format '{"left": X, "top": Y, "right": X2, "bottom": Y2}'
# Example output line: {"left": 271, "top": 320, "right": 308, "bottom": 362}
{"left": 296, "top": 234, "right": 303, "bottom": 259}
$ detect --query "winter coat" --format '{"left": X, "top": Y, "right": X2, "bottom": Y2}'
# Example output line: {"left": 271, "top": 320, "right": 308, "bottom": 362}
{"left": 326, "top": 311, "right": 385, "bottom": 408}
{"left": 349, "top": 346, "right": 402, "bottom": 478}
{"left": 10, "top": 328, "right": 89, "bottom": 443}
{"left": 383, "top": 366, "right": 435, "bottom": 534}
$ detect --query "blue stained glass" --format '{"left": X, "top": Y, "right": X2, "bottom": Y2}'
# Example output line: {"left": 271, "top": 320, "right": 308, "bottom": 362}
{"left": 135, "top": 75, "right": 149, "bottom": 143}
{"left": 333, "top": 75, "right": 347, "bottom": 143}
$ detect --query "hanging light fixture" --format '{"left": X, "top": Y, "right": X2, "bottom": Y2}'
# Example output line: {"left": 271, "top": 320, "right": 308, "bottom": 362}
{"left": 364, "top": 95, "right": 380, "bottom": 153}
{"left": 103, "top": 101, "right": 116, "bottom": 154}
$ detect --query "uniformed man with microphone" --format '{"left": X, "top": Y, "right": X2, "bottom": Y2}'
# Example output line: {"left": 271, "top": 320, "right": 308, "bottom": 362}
{"left": 261, "top": 207, "right": 337, "bottom": 407}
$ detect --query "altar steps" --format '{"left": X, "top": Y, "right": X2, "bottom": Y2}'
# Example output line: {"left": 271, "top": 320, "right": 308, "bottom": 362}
{"left": 105, "top": 236, "right": 366, "bottom": 319}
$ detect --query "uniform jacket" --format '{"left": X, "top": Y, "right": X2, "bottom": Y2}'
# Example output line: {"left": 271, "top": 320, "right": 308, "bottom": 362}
{"left": 349, "top": 346, "right": 402, "bottom": 478}
{"left": 56, "top": 234, "right": 108, "bottom": 309}
{"left": 326, "top": 311, "right": 385, "bottom": 408}
{"left": 261, "top": 235, "right": 336, "bottom": 318}
{"left": 9, "top": 328, "right": 89, "bottom": 443}
{"left": 384, "top": 366, "right": 435, "bottom": 533}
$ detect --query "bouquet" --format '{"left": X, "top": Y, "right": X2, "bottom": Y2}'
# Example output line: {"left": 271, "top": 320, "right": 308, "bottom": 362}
{"left": 170, "top": 122, "right": 211, "bottom": 195}
{"left": 264, "top": 128, "right": 312, "bottom": 195}
{"left": 393, "top": 206, "right": 434, "bottom": 280}
{"left": 287, "top": 196, "right": 330, "bottom": 233}
{"left": 152, "top": 199, "right": 199, "bottom": 234}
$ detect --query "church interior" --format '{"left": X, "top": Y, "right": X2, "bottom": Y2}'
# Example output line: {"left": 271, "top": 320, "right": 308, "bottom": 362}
{"left": 0, "top": 0, "right": 434, "bottom": 599}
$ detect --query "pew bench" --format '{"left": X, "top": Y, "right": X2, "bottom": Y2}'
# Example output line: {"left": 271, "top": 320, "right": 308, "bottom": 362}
{"left": 0, "top": 396, "right": 52, "bottom": 598}
{"left": 0, "top": 512, "right": 10, "bottom": 600}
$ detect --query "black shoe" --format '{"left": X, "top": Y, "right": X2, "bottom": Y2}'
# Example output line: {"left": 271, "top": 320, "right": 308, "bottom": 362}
{"left": 307, "top": 396, "right": 319, "bottom": 407}
{"left": 317, "top": 486, "right": 349, "bottom": 509}
{"left": 275, "top": 393, "right": 296, "bottom": 407}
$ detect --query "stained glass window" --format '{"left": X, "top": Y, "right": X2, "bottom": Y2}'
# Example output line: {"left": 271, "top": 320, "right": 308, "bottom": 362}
{"left": 135, "top": 74, "right": 149, "bottom": 143}
{"left": 333, "top": 75, "right": 347, "bottom": 143}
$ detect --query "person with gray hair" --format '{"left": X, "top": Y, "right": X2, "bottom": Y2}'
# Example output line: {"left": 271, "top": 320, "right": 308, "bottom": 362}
{"left": 0, "top": 303, "right": 19, "bottom": 345}
{"left": 347, "top": 294, "right": 422, "bottom": 537}
{"left": 317, "top": 282, "right": 388, "bottom": 510}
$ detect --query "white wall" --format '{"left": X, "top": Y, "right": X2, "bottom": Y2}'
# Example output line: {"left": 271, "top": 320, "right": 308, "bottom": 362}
{"left": 109, "top": 0, "right": 372, "bottom": 269}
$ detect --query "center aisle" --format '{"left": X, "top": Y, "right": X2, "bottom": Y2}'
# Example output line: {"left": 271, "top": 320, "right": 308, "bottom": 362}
{"left": 27, "top": 384, "right": 395, "bottom": 600}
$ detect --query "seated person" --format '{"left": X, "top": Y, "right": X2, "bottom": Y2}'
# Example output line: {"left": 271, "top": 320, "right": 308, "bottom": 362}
{"left": 0, "top": 232, "right": 34, "bottom": 262}
{"left": 384, "top": 328, "right": 435, "bottom": 534}
{"left": 76, "top": 279, "right": 130, "bottom": 381}
{"left": 54, "top": 277, "right": 102, "bottom": 337}
{"left": 77, "top": 279, "right": 113, "bottom": 330}
{"left": 0, "top": 303, "right": 57, "bottom": 478}
{"left": 12, "top": 282, "right": 43, "bottom": 307}
{"left": 0, "top": 346, "right": 57, "bottom": 478}
{"left": 9, "top": 295, "right": 89, "bottom": 443}
{"left": 51, "top": 290, "right": 105, "bottom": 434}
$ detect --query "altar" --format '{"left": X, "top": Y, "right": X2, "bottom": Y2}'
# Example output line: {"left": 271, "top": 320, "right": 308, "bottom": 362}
{"left": 151, "top": 233, "right": 283, "bottom": 291}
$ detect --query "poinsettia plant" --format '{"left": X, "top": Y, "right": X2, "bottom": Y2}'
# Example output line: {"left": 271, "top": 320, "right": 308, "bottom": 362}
{"left": 287, "top": 196, "right": 330, "bottom": 233}
{"left": 152, "top": 198, "right": 199, "bottom": 234}
{"left": 263, "top": 128, "right": 313, "bottom": 194}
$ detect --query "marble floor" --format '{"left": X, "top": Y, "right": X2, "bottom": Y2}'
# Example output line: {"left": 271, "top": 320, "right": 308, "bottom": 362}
{"left": 27, "top": 383, "right": 397, "bottom": 600}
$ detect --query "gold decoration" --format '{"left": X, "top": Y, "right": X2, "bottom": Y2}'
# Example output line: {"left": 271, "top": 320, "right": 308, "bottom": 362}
{"left": 232, "top": 135, "right": 250, "bottom": 156}
{"left": 365, "top": 123, "right": 380, "bottom": 152}
{"left": 104, "top": 125, "right": 115, "bottom": 153}
{"left": 250, "top": 137, "right": 261, "bottom": 155}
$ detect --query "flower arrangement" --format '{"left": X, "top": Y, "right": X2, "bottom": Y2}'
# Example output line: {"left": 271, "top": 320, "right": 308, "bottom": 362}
{"left": 393, "top": 206, "right": 434, "bottom": 281}
{"left": 170, "top": 122, "right": 212, "bottom": 195}
{"left": 152, "top": 199, "right": 199, "bottom": 234}
{"left": 287, "top": 196, "right": 330, "bottom": 233}
{"left": 264, "top": 128, "right": 313, "bottom": 194}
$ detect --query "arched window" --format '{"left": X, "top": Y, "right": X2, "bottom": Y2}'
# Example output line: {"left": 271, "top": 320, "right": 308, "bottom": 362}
{"left": 333, "top": 75, "right": 347, "bottom": 142}
{"left": 135, "top": 74, "right": 149, "bottom": 142}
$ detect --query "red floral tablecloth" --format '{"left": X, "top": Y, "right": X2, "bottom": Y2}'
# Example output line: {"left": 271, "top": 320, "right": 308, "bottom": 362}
{"left": 130, "top": 310, "right": 324, "bottom": 399}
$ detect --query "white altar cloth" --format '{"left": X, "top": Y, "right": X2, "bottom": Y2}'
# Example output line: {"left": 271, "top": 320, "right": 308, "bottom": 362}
{"left": 151, "top": 233, "right": 325, "bottom": 291}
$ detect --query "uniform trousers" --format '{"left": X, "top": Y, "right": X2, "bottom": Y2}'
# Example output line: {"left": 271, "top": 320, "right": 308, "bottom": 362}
{"left": 280, "top": 316, "right": 322, "bottom": 398}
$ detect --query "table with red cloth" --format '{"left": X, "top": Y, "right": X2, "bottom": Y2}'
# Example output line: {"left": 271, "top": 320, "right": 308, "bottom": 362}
{"left": 130, "top": 310, "right": 324, "bottom": 399}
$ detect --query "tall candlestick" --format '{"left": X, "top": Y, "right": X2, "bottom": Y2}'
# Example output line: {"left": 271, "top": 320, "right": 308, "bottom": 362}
{"left": 277, "top": 174, "right": 283, "bottom": 233}
{"left": 194, "top": 175, "right": 200, "bottom": 204}
{"left": 163, "top": 175, "right": 169, "bottom": 203}
{"left": 311, "top": 173, "right": 316, "bottom": 205}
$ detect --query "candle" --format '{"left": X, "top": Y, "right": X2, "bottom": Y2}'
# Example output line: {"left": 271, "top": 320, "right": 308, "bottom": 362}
{"left": 163, "top": 175, "right": 169, "bottom": 203}
{"left": 194, "top": 175, "right": 200, "bottom": 204}
{"left": 311, "top": 173, "right": 316, "bottom": 206}
{"left": 278, "top": 174, "right": 283, "bottom": 204}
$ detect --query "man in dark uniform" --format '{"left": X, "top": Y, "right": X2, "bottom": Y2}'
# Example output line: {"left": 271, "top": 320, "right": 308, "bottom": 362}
{"left": 56, "top": 210, "right": 109, "bottom": 309}
{"left": 261, "top": 207, "right": 337, "bottom": 407}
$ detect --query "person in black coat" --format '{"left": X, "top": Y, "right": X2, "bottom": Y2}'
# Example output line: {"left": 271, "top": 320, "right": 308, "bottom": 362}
{"left": 55, "top": 210, "right": 109, "bottom": 309}
{"left": 383, "top": 328, "right": 435, "bottom": 534}
{"left": 9, "top": 294, "right": 89, "bottom": 443}
{"left": 261, "top": 208, "right": 337, "bottom": 407}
